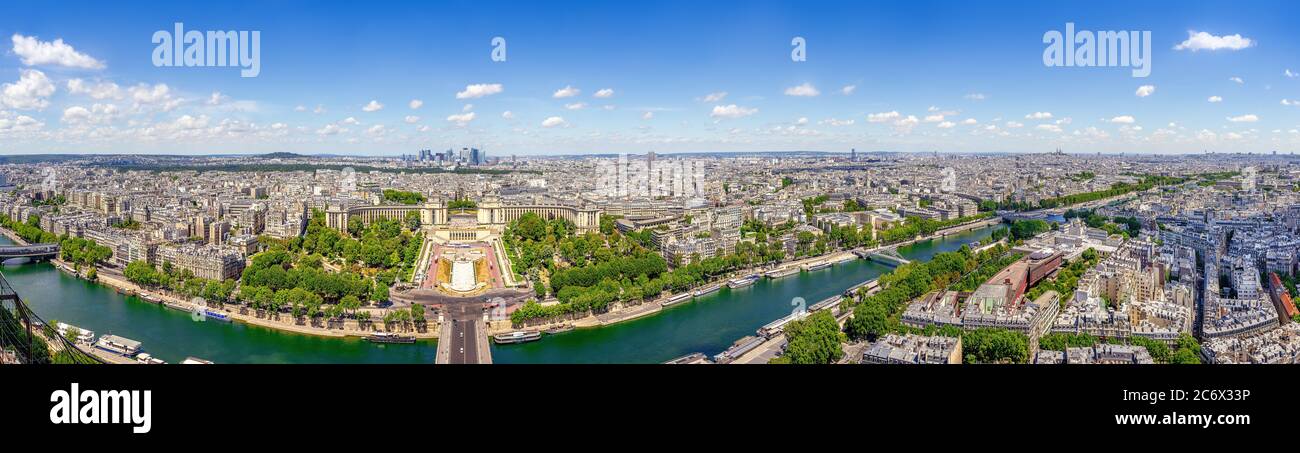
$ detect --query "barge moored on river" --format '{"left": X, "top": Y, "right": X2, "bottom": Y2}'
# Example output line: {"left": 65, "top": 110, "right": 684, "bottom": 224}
{"left": 493, "top": 330, "right": 542, "bottom": 344}
{"left": 662, "top": 292, "right": 693, "bottom": 307}
{"left": 94, "top": 334, "right": 142, "bottom": 357}
{"left": 801, "top": 261, "right": 831, "bottom": 272}
{"left": 727, "top": 275, "right": 760, "bottom": 289}
{"left": 365, "top": 332, "right": 416, "bottom": 344}
{"left": 765, "top": 267, "right": 799, "bottom": 279}
{"left": 692, "top": 284, "right": 721, "bottom": 297}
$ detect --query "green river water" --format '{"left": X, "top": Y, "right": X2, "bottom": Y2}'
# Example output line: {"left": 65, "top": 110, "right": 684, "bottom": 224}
{"left": 0, "top": 226, "right": 992, "bottom": 363}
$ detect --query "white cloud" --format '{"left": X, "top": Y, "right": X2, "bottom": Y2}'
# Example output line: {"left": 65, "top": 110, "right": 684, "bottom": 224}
{"left": 841, "top": 85, "right": 856, "bottom": 95}
{"left": 924, "top": 114, "right": 945, "bottom": 123}
{"left": 61, "top": 103, "right": 119, "bottom": 125}
{"left": 1282, "top": 99, "right": 1300, "bottom": 107}
{"left": 317, "top": 124, "right": 342, "bottom": 135}
{"left": 206, "top": 91, "right": 228, "bottom": 105}
{"left": 1109, "top": 115, "right": 1136, "bottom": 124}
{"left": 553, "top": 85, "right": 580, "bottom": 98}
{"left": 502, "top": 110, "right": 515, "bottom": 119}
{"left": 66, "top": 79, "right": 122, "bottom": 100}
{"left": 456, "top": 83, "right": 503, "bottom": 99}
{"left": 641, "top": 111, "right": 654, "bottom": 120}
{"left": 461, "top": 104, "right": 473, "bottom": 112}
{"left": 710, "top": 104, "right": 757, "bottom": 119}
{"left": 821, "top": 118, "right": 855, "bottom": 126}
{"left": 1, "top": 69, "right": 56, "bottom": 110}
{"left": 1174, "top": 31, "right": 1254, "bottom": 51}
{"left": 409, "top": 99, "right": 423, "bottom": 109}
{"left": 964, "top": 93, "right": 987, "bottom": 101}
{"left": 362, "top": 100, "right": 384, "bottom": 112}
{"left": 867, "top": 111, "right": 901, "bottom": 123}
{"left": 313, "top": 105, "right": 326, "bottom": 114}
{"left": 1230, "top": 76, "right": 1244, "bottom": 84}
{"left": 1227, "top": 114, "right": 1258, "bottom": 123}
{"left": 294, "top": 105, "right": 307, "bottom": 112}
{"left": 1005, "top": 121, "right": 1024, "bottom": 128}
{"left": 783, "top": 82, "right": 820, "bottom": 97}
{"left": 961, "top": 118, "right": 978, "bottom": 125}
{"left": 700, "top": 91, "right": 727, "bottom": 102}
{"left": 341, "top": 117, "right": 359, "bottom": 125}
{"left": 565, "top": 102, "right": 587, "bottom": 110}
{"left": 891, "top": 115, "right": 919, "bottom": 134}
{"left": 593, "top": 88, "right": 614, "bottom": 98}
{"left": 1135, "top": 85, "right": 1156, "bottom": 97}
{"left": 936, "top": 121, "right": 955, "bottom": 129}
{"left": 1208, "top": 96, "right": 1223, "bottom": 103}
{"left": 11, "top": 34, "right": 104, "bottom": 69}
{"left": 366, "top": 124, "right": 387, "bottom": 136}
{"left": 1025, "top": 112, "right": 1053, "bottom": 120}
{"left": 170, "top": 114, "right": 209, "bottom": 130}
{"left": 0, "top": 114, "right": 43, "bottom": 132}
{"left": 541, "top": 116, "right": 568, "bottom": 128}
{"left": 446, "top": 112, "right": 475, "bottom": 126}
{"left": 1287, "top": 69, "right": 1298, "bottom": 79}
{"left": 1036, "top": 124, "right": 1063, "bottom": 133}
{"left": 128, "top": 83, "right": 180, "bottom": 111}
{"left": 404, "top": 115, "right": 420, "bottom": 124}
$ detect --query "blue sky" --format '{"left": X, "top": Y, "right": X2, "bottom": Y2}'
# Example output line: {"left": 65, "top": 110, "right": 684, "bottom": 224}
{"left": 1, "top": 0, "right": 1298, "bottom": 155}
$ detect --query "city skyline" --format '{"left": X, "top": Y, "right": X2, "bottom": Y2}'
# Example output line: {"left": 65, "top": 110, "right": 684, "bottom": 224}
{"left": 1, "top": 0, "right": 1299, "bottom": 155}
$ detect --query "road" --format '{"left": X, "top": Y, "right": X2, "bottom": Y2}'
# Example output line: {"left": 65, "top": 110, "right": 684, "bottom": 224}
{"left": 448, "top": 318, "right": 479, "bottom": 364}
{"left": 440, "top": 300, "right": 490, "bottom": 364}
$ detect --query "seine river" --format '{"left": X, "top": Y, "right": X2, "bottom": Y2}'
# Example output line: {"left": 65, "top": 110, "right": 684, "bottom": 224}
{"left": 0, "top": 226, "right": 992, "bottom": 364}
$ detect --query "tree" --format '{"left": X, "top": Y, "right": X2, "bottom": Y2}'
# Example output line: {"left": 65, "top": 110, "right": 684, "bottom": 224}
{"left": 846, "top": 302, "right": 888, "bottom": 341}
{"left": 962, "top": 328, "right": 1029, "bottom": 363}
{"left": 1009, "top": 219, "right": 1050, "bottom": 240}
{"left": 781, "top": 311, "right": 845, "bottom": 364}
{"left": 405, "top": 210, "right": 422, "bottom": 231}
{"left": 382, "top": 189, "right": 426, "bottom": 205}
{"left": 371, "top": 283, "right": 389, "bottom": 304}
{"left": 339, "top": 295, "right": 361, "bottom": 316}
{"left": 599, "top": 215, "right": 617, "bottom": 235}
{"left": 347, "top": 217, "right": 365, "bottom": 237}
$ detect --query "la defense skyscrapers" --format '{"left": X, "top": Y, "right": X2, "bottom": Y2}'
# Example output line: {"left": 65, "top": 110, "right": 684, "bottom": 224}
{"left": 410, "top": 147, "right": 488, "bottom": 165}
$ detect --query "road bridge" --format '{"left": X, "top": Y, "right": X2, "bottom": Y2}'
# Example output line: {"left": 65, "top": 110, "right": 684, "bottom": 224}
{"left": 0, "top": 243, "right": 58, "bottom": 261}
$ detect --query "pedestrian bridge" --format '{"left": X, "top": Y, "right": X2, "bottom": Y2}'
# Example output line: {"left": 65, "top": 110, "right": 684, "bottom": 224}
{"left": 0, "top": 243, "right": 59, "bottom": 261}
{"left": 866, "top": 248, "right": 911, "bottom": 267}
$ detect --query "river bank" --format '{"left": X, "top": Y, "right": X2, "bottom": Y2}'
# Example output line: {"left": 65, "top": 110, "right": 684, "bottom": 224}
{"left": 1, "top": 253, "right": 442, "bottom": 364}
{"left": 89, "top": 268, "right": 440, "bottom": 340}
{"left": 506, "top": 217, "right": 999, "bottom": 335}
{"left": 2, "top": 225, "right": 439, "bottom": 342}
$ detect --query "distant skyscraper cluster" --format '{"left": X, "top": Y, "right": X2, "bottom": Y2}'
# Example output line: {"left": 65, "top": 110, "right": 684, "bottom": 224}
{"left": 405, "top": 147, "right": 489, "bottom": 166}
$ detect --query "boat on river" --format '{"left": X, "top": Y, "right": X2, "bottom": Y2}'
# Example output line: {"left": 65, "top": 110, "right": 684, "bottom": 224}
{"left": 727, "top": 275, "right": 760, "bottom": 289}
{"left": 365, "top": 332, "right": 416, "bottom": 344}
{"left": 662, "top": 292, "right": 693, "bottom": 307}
{"left": 493, "top": 331, "right": 542, "bottom": 344}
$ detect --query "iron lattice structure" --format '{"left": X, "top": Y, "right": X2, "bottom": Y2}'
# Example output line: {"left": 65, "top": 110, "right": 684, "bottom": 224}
{"left": 0, "top": 271, "right": 103, "bottom": 364}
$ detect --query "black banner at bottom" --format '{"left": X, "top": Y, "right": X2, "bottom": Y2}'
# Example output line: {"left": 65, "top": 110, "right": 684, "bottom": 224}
{"left": 0, "top": 364, "right": 1281, "bottom": 440}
